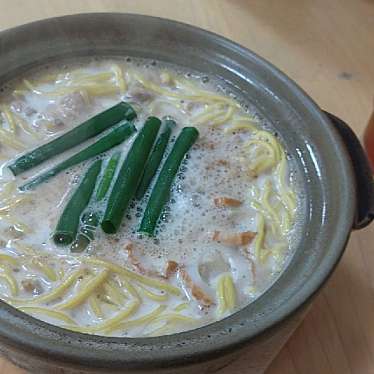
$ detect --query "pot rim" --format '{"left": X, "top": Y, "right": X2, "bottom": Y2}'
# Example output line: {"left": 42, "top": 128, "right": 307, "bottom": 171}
{"left": 0, "top": 13, "right": 355, "bottom": 370}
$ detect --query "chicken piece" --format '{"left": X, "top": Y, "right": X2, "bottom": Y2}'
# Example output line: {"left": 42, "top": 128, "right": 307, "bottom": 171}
{"left": 123, "top": 241, "right": 162, "bottom": 278}
{"left": 214, "top": 197, "right": 242, "bottom": 208}
{"left": 198, "top": 251, "right": 230, "bottom": 283}
{"left": 6, "top": 226, "right": 24, "bottom": 239}
{"left": 44, "top": 90, "right": 88, "bottom": 127}
{"left": 10, "top": 101, "right": 36, "bottom": 117}
{"left": 123, "top": 241, "right": 147, "bottom": 275}
{"left": 21, "top": 279, "right": 43, "bottom": 295}
{"left": 126, "top": 85, "right": 154, "bottom": 103}
{"left": 59, "top": 91, "right": 87, "bottom": 115}
{"left": 164, "top": 260, "right": 178, "bottom": 278}
{"left": 179, "top": 268, "right": 213, "bottom": 307}
{"left": 213, "top": 230, "right": 256, "bottom": 247}
{"left": 184, "top": 101, "right": 201, "bottom": 113}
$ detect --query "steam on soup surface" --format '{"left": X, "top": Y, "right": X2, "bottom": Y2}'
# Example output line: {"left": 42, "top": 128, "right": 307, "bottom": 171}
{"left": 0, "top": 58, "right": 299, "bottom": 337}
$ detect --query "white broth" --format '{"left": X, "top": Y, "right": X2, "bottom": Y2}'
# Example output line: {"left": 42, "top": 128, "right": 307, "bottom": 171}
{"left": 0, "top": 58, "right": 300, "bottom": 336}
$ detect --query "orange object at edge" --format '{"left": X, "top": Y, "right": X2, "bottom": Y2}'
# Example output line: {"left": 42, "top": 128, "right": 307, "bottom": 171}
{"left": 364, "top": 110, "right": 374, "bottom": 172}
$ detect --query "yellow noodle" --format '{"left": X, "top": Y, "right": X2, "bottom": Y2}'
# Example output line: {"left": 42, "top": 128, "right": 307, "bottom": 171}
{"left": 12, "top": 89, "right": 28, "bottom": 97}
{"left": 37, "top": 82, "right": 118, "bottom": 98}
{"left": 0, "top": 254, "right": 19, "bottom": 266}
{"left": 0, "top": 105, "right": 17, "bottom": 133}
{"left": 235, "top": 115, "right": 258, "bottom": 123}
{"left": 136, "top": 283, "right": 168, "bottom": 302}
{"left": 280, "top": 204, "right": 292, "bottom": 234}
{"left": 176, "top": 78, "right": 240, "bottom": 107}
{"left": 148, "top": 99, "right": 182, "bottom": 112}
{"left": 85, "top": 258, "right": 181, "bottom": 295}
{"left": 245, "top": 131, "right": 283, "bottom": 175}
{"left": 89, "top": 295, "right": 104, "bottom": 318}
{"left": 103, "top": 280, "right": 125, "bottom": 306}
{"left": 0, "top": 181, "right": 16, "bottom": 201}
{"left": 79, "top": 89, "right": 90, "bottom": 105}
{"left": 269, "top": 243, "right": 287, "bottom": 262}
{"left": 133, "top": 72, "right": 239, "bottom": 107}
{"left": 261, "top": 181, "right": 281, "bottom": 227}
{"left": 224, "top": 119, "right": 257, "bottom": 133}
{"left": 23, "top": 79, "right": 43, "bottom": 95}
{"left": 197, "top": 110, "right": 228, "bottom": 125}
{"left": 13, "top": 113, "right": 40, "bottom": 139}
{"left": 74, "top": 72, "right": 113, "bottom": 84}
{"left": 255, "top": 131, "right": 282, "bottom": 161}
{"left": 150, "top": 313, "right": 198, "bottom": 325}
{"left": 66, "top": 69, "right": 90, "bottom": 79}
{"left": 57, "top": 267, "right": 65, "bottom": 280}
{"left": 173, "top": 302, "right": 189, "bottom": 312}
{"left": 42, "top": 86, "right": 76, "bottom": 96}
{"left": 192, "top": 104, "right": 223, "bottom": 124}
{"left": 119, "top": 277, "right": 141, "bottom": 300}
{"left": 276, "top": 153, "right": 297, "bottom": 213}
{"left": 211, "top": 105, "right": 235, "bottom": 127}
{"left": 250, "top": 156, "right": 275, "bottom": 176}
{"left": 145, "top": 313, "right": 198, "bottom": 336}
{"left": 215, "top": 273, "right": 236, "bottom": 316}
{"left": 111, "top": 65, "right": 127, "bottom": 94}
{"left": 99, "top": 296, "right": 120, "bottom": 310}
{"left": 10, "top": 241, "right": 36, "bottom": 256}
{"left": 64, "top": 300, "right": 140, "bottom": 333}
{"left": 223, "top": 274, "right": 236, "bottom": 311}
{"left": 57, "top": 269, "right": 109, "bottom": 310}
{"left": 30, "top": 258, "right": 57, "bottom": 282}
{"left": 19, "top": 306, "right": 77, "bottom": 325}
{"left": 1, "top": 215, "right": 32, "bottom": 234}
{"left": 259, "top": 249, "right": 272, "bottom": 264}
{"left": 160, "top": 71, "right": 175, "bottom": 85}
{"left": 254, "top": 213, "right": 266, "bottom": 260}
{"left": 101, "top": 287, "right": 120, "bottom": 306}
{"left": 0, "top": 196, "right": 31, "bottom": 214}
{"left": 251, "top": 200, "right": 277, "bottom": 235}
{"left": 146, "top": 323, "right": 172, "bottom": 337}
{"left": 175, "top": 76, "right": 200, "bottom": 91}
{"left": 11, "top": 268, "right": 85, "bottom": 304}
{"left": 216, "top": 275, "right": 226, "bottom": 315}
{"left": 83, "top": 85, "right": 119, "bottom": 97}
{"left": 0, "top": 129, "right": 25, "bottom": 150}
{"left": 104, "top": 304, "right": 167, "bottom": 334}
{"left": 0, "top": 272, "right": 18, "bottom": 296}
{"left": 29, "top": 73, "right": 59, "bottom": 85}
{"left": 245, "top": 140, "right": 276, "bottom": 172}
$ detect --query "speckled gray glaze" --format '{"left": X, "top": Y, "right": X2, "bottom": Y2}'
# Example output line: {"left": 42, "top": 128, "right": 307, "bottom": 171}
{"left": 0, "top": 13, "right": 371, "bottom": 374}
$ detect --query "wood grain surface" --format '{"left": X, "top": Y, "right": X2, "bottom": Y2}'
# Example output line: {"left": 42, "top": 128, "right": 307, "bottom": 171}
{"left": 0, "top": 0, "right": 373, "bottom": 373}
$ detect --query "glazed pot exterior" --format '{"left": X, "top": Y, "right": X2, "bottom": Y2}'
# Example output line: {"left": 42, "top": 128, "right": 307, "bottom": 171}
{"left": 0, "top": 13, "right": 372, "bottom": 374}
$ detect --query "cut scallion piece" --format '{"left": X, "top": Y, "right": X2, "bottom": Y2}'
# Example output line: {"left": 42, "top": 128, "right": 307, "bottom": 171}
{"left": 139, "top": 127, "right": 199, "bottom": 236}
{"left": 101, "top": 117, "right": 161, "bottom": 233}
{"left": 20, "top": 122, "right": 135, "bottom": 191}
{"left": 53, "top": 160, "right": 102, "bottom": 245}
{"left": 9, "top": 101, "right": 136, "bottom": 176}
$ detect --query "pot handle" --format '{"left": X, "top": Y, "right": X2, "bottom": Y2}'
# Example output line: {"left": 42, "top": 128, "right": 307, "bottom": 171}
{"left": 324, "top": 111, "right": 374, "bottom": 230}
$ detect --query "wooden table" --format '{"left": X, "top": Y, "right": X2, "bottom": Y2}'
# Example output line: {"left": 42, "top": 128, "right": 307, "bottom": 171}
{"left": 0, "top": 1, "right": 373, "bottom": 373}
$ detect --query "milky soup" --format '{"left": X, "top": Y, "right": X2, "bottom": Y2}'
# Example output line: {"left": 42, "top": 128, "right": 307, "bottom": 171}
{"left": 0, "top": 58, "right": 300, "bottom": 337}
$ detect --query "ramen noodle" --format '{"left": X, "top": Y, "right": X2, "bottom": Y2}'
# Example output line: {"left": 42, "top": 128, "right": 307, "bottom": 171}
{"left": 0, "top": 58, "right": 299, "bottom": 337}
